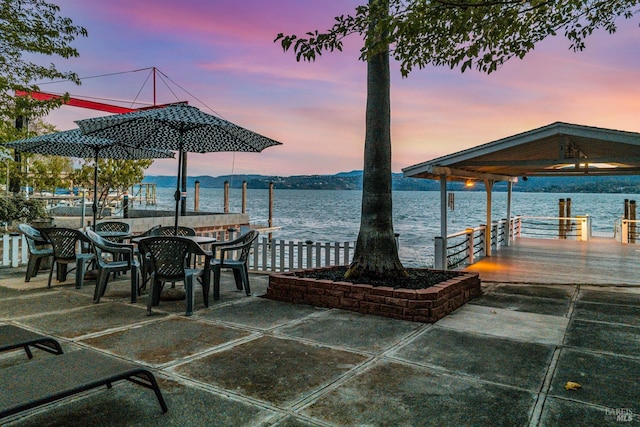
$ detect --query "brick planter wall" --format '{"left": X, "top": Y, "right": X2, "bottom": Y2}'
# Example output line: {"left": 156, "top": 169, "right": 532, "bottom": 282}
{"left": 265, "top": 268, "right": 482, "bottom": 323}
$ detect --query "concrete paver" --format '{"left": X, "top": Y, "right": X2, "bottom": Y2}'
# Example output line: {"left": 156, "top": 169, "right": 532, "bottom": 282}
{"left": 175, "top": 335, "right": 369, "bottom": 408}
{"left": 302, "top": 360, "right": 536, "bottom": 427}
{"left": 468, "top": 292, "right": 570, "bottom": 316}
{"left": 549, "top": 348, "right": 640, "bottom": 409}
{"left": 539, "top": 397, "right": 627, "bottom": 427}
{"left": 16, "top": 301, "right": 161, "bottom": 338}
{"left": 434, "top": 304, "right": 570, "bottom": 345}
{"left": 564, "top": 319, "right": 640, "bottom": 357}
{"left": 275, "top": 310, "right": 423, "bottom": 353}
{"left": 81, "top": 317, "right": 253, "bottom": 365}
{"left": 572, "top": 300, "right": 640, "bottom": 325}
{"left": 391, "top": 326, "right": 555, "bottom": 391}
{"left": 199, "top": 297, "right": 325, "bottom": 330}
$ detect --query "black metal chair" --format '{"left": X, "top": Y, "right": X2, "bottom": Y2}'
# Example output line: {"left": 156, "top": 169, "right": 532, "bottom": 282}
{"left": 85, "top": 229, "right": 140, "bottom": 304}
{"left": 17, "top": 224, "right": 53, "bottom": 282}
{"left": 39, "top": 227, "right": 95, "bottom": 289}
{"left": 137, "top": 236, "right": 211, "bottom": 316}
{"left": 210, "top": 230, "right": 259, "bottom": 300}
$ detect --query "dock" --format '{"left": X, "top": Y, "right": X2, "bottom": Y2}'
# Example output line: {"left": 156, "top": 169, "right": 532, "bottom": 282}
{"left": 465, "top": 237, "right": 640, "bottom": 286}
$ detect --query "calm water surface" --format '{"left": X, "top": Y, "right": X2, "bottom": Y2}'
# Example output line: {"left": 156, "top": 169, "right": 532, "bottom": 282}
{"left": 143, "top": 188, "right": 638, "bottom": 266}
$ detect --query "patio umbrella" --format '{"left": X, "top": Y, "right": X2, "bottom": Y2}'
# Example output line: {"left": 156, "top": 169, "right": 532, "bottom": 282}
{"left": 75, "top": 103, "right": 282, "bottom": 232}
{"left": 4, "top": 129, "right": 174, "bottom": 228}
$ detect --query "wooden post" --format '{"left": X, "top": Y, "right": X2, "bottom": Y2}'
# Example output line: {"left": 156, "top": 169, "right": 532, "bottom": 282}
{"left": 439, "top": 175, "right": 448, "bottom": 269}
{"left": 194, "top": 180, "right": 200, "bottom": 212}
{"left": 630, "top": 200, "right": 636, "bottom": 244}
{"left": 223, "top": 181, "right": 229, "bottom": 213}
{"left": 241, "top": 181, "right": 247, "bottom": 213}
{"left": 506, "top": 181, "right": 512, "bottom": 246}
{"left": 559, "top": 198, "right": 565, "bottom": 239}
{"left": 566, "top": 197, "right": 571, "bottom": 237}
{"left": 625, "top": 199, "right": 629, "bottom": 219}
{"left": 484, "top": 179, "right": 494, "bottom": 257}
{"left": 466, "top": 228, "right": 475, "bottom": 265}
{"left": 434, "top": 237, "right": 444, "bottom": 270}
{"left": 268, "top": 182, "right": 274, "bottom": 241}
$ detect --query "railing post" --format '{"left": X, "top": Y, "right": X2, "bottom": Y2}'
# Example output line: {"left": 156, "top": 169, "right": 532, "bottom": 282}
{"left": 223, "top": 180, "right": 229, "bottom": 213}
{"left": 622, "top": 220, "right": 629, "bottom": 244}
{"left": 10, "top": 233, "right": 19, "bottom": 268}
{"left": 577, "top": 215, "right": 590, "bottom": 241}
{"left": 434, "top": 237, "right": 445, "bottom": 270}
{"left": 478, "top": 225, "right": 486, "bottom": 258}
{"left": 305, "top": 240, "right": 313, "bottom": 268}
{"left": 466, "top": 228, "right": 475, "bottom": 265}
{"left": 491, "top": 222, "right": 498, "bottom": 251}
{"left": 630, "top": 200, "right": 636, "bottom": 244}
{"left": 559, "top": 198, "right": 566, "bottom": 239}
{"left": 21, "top": 235, "right": 28, "bottom": 265}
{"left": 2, "top": 235, "right": 9, "bottom": 266}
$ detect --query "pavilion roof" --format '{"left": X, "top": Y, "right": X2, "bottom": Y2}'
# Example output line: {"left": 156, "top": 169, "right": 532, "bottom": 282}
{"left": 402, "top": 122, "right": 640, "bottom": 183}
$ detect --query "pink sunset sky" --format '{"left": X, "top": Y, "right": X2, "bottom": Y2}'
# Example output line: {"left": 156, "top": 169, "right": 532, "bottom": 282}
{"left": 41, "top": 0, "right": 640, "bottom": 177}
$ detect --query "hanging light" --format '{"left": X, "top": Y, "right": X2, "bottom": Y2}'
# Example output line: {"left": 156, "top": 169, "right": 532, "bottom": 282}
{"left": 465, "top": 179, "right": 474, "bottom": 188}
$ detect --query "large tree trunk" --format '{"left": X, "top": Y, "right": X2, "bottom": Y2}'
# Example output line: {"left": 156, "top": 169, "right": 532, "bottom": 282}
{"left": 345, "top": 0, "right": 406, "bottom": 281}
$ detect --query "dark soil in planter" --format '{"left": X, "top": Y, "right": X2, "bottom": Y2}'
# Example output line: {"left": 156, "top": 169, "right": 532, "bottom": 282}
{"left": 301, "top": 266, "right": 461, "bottom": 290}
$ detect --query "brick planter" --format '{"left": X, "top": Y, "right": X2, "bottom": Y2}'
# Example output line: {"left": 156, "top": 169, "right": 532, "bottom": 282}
{"left": 265, "top": 267, "right": 481, "bottom": 323}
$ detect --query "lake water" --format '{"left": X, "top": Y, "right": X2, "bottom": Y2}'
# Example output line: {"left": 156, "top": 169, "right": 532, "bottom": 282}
{"left": 141, "top": 188, "right": 638, "bottom": 267}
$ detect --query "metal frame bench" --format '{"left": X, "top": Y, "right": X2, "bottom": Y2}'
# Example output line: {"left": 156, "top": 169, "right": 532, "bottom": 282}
{"left": 0, "top": 325, "right": 64, "bottom": 359}
{"left": 0, "top": 348, "right": 168, "bottom": 419}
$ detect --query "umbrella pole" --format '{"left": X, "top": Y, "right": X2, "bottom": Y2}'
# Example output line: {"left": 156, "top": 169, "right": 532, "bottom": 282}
{"left": 174, "top": 150, "right": 183, "bottom": 234}
{"left": 92, "top": 154, "right": 99, "bottom": 230}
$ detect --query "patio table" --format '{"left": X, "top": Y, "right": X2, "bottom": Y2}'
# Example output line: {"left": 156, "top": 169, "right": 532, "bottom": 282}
{"left": 131, "top": 235, "right": 215, "bottom": 245}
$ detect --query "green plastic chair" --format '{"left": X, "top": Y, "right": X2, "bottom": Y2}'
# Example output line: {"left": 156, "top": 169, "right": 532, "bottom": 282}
{"left": 86, "top": 229, "right": 140, "bottom": 303}
{"left": 18, "top": 224, "right": 53, "bottom": 282}
{"left": 211, "top": 230, "right": 259, "bottom": 300}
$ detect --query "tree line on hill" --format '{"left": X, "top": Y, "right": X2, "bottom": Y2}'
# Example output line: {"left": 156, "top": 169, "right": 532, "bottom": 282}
{"left": 143, "top": 171, "right": 640, "bottom": 193}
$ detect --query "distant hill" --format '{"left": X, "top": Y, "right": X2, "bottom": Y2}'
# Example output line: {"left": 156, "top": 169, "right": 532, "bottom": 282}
{"left": 143, "top": 171, "right": 640, "bottom": 193}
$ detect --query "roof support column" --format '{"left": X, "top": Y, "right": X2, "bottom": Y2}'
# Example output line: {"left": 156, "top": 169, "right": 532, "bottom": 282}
{"left": 506, "top": 181, "right": 513, "bottom": 246}
{"left": 435, "top": 174, "right": 448, "bottom": 270}
{"left": 484, "top": 179, "right": 494, "bottom": 257}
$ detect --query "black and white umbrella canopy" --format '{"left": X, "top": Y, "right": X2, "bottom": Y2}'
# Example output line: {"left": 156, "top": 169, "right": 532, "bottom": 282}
{"left": 5, "top": 129, "right": 175, "bottom": 160}
{"left": 4, "top": 128, "right": 174, "bottom": 228}
{"left": 75, "top": 103, "right": 283, "bottom": 232}
{"left": 75, "top": 103, "right": 282, "bottom": 153}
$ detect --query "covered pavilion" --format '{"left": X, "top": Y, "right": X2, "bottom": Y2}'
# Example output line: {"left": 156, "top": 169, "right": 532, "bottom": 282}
{"left": 402, "top": 122, "right": 640, "bottom": 269}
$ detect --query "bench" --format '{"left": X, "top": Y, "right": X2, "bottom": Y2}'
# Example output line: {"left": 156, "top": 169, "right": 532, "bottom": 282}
{"left": 0, "top": 324, "right": 64, "bottom": 359}
{"left": 0, "top": 346, "right": 167, "bottom": 418}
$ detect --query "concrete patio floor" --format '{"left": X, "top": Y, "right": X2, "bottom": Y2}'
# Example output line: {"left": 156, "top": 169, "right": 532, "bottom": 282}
{"left": 0, "top": 266, "right": 639, "bottom": 426}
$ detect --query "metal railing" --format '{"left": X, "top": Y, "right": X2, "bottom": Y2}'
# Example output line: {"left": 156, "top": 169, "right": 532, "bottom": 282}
{"left": 517, "top": 216, "right": 591, "bottom": 240}
{"left": 620, "top": 219, "right": 640, "bottom": 244}
{"left": 439, "top": 215, "right": 592, "bottom": 270}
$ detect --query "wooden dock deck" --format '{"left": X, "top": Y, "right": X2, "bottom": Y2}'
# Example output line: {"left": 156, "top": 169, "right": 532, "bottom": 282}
{"left": 464, "top": 237, "right": 640, "bottom": 286}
